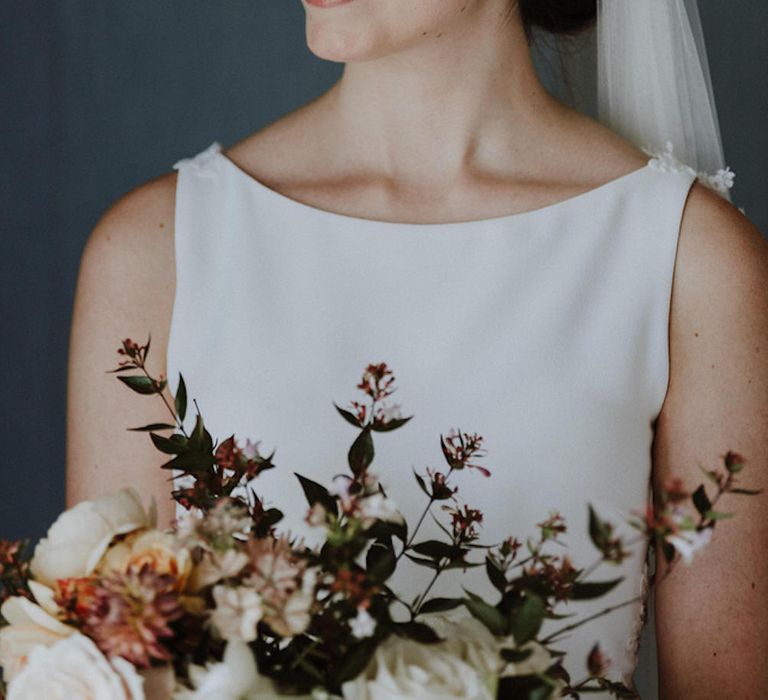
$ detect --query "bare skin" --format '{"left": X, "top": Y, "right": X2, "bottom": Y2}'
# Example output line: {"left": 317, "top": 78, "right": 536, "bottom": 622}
{"left": 67, "top": 0, "right": 768, "bottom": 695}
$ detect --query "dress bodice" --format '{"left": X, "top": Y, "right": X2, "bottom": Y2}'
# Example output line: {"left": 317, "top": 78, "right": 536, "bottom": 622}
{"left": 168, "top": 140, "right": 698, "bottom": 693}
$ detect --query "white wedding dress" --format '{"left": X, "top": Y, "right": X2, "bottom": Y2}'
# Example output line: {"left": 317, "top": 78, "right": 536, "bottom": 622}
{"left": 168, "top": 140, "right": 698, "bottom": 694}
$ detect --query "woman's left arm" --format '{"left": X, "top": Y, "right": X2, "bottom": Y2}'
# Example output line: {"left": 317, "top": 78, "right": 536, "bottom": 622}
{"left": 653, "top": 182, "right": 768, "bottom": 699}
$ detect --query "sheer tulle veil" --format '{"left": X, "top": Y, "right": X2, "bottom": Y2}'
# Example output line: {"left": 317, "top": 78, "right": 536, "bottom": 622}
{"left": 529, "top": 0, "right": 735, "bottom": 202}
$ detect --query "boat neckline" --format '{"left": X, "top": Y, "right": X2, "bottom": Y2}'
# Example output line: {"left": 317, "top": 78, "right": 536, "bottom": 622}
{"left": 212, "top": 144, "right": 655, "bottom": 230}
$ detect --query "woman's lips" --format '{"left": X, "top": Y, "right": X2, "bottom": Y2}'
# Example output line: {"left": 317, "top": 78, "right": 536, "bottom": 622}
{"left": 305, "top": 0, "right": 356, "bottom": 7}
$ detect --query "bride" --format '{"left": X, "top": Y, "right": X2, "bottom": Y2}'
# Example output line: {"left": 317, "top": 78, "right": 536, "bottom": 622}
{"left": 66, "top": 0, "right": 767, "bottom": 696}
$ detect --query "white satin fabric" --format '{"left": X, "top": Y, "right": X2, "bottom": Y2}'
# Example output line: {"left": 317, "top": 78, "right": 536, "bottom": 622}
{"left": 167, "top": 140, "right": 698, "bottom": 693}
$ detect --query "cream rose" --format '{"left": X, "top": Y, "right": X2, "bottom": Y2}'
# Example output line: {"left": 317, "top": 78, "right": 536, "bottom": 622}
{"left": 5, "top": 632, "right": 145, "bottom": 699}
{"left": 30, "top": 487, "right": 154, "bottom": 587}
{"left": 0, "top": 583, "right": 77, "bottom": 682}
{"left": 340, "top": 629, "right": 496, "bottom": 700}
{"left": 97, "top": 529, "right": 192, "bottom": 590}
{"left": 173, "top": 640, "right": 277, "bottom": 700}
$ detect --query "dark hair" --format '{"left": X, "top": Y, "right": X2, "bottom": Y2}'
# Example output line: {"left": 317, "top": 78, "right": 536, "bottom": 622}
{"left": 518, "top": 0, "right": 597, "bottom": 38}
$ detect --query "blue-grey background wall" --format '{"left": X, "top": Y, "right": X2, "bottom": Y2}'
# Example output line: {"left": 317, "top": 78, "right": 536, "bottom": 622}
{"left": 2, "top": 2, "right": 766, "bottom": 695}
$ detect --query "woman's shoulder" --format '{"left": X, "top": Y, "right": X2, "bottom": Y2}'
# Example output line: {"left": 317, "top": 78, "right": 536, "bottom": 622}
{"left": 76, "top": 169, "right": 178, "bottom": 367}
{"left": 674, "top": 181, "right": 766, "bottom": 317}
{"left": 82, "top": 167, "right": 180, "bottom": 305}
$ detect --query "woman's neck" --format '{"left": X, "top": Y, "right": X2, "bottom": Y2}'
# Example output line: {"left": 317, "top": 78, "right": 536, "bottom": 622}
{"left": 318, "top": 6, "right": 566, "bottom": 187}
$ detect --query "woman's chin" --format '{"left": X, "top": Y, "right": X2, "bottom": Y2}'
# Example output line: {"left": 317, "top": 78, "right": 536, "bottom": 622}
{"left": 305, "top": 26, "right": 378, "bottom": 63}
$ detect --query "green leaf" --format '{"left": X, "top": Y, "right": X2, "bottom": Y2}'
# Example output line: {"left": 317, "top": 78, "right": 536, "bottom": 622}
{"left": 500, "top": 647, "right": 533, "bottom": 663}
{"left": 150, "top": 432, "right": 188, "bottom": 455}
{"left": 366, "top": 519, "right": 407, "bottom": 543}
{"left": 348, "top": 427, "right": 374, "bottom": 477}
{"left": 463, "top": 597, "right": 508, "bottom": 636}
{"left": 417, "top": 597, "right": 463, "bottom": 614}
{"left": 117, "top": 375, "right": 160, "bottom": 395}
{"left": 697, "top": 463, "right": 721, "bottom": 484}
{"left": 254, "top": 508, "right": 284, "bottom": 537}
{"left": 404, "top": 553, "right": 440, "bottom": 570}
{"left": 509, "top": 593, "right": 545, "bottom": 645}
{"left": 128, "top": 423, "right": 177, "bottom": 432}
{"left": 160, "top": 452, "right": 216, "bottom": 474}
{"left": 486, "top": 556, "right": 507, "bottom": 594}
{"left": 188, "top": 414, "right": 213, "bottom": 454}
{"left": 371, "top": 415, "right": 413, "bottom": 432}
{"left": 570, "top": 577, "right": 623, "bottom": 600}
{"left": 295, "top": 474, "right": 338, "bottom": 517}
{"left": 414, "top": 470, "right": 431, "bottom": 498}
{"left": 366, "top": 541, "right": 396, "bottom": 581}
{"left": 692, "top": 484, "right": 712, "bottom": 517}
{"left": 411, "top": 540, "right": 460, "bottom": 561}
{"left": 704, "top": 510, "right": 734, "bottom": 520}
{"left": 443, "top": 559, "right": 483, "bottom": 570}
{"left": 497, "top": 675, "right": 557, "bottom": 700}
{"left": 333, "top": 402, "right": 363, "bottom": 428}
{"left": 336, "top": 638, "right": 379, "bottom": 684}
{"left": 175, "top": 373, "right": 187, "bottom": 423}
{"left": 393, "top": 621, "right": 441, "bottom": 643}
{"left": 588, "top": 504, "right": 611, "bottom": 552}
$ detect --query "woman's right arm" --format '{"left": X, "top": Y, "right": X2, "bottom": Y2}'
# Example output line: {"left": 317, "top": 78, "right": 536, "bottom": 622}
{"left": 66, "top": 171, "right": 179, "bottom": 528}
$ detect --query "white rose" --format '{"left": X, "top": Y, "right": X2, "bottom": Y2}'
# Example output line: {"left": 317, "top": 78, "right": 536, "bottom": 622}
{"left": 428, "top": 614, "right": 502, "bottom": 681}
{"left": 0, "top": 624, "right": 68, "bottom": 683}
{"left": 6, "top": 632, "right": 144, "bottom": 699}
{"left": 430, "top": 614, "right": 559, "bottom": 689}
{"left": 172, "top": 640, "right": 275, "bottom": 700}
{"left": 341, "top": 631, "right": 495, "bottom": 700}
{"left": 31, "top": 487, "right": 154, "bottom": 587}
{"left": 0, "top": 583, "right": 76, "bottom": 682}
{"left": 499, "top": 639, "right": 554, "bottom": 677}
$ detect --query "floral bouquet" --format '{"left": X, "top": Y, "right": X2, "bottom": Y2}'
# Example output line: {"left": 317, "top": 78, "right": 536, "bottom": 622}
{"left": 0, "top": 336, "right": 760, "bottom": 700}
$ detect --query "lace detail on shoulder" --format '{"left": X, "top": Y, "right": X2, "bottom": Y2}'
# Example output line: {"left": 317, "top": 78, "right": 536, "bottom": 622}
{"left": 644, "top": 140, "right": 735, "bottom": 197}
{"left": 172, "top": 140, "right": 223, "bottom": 177}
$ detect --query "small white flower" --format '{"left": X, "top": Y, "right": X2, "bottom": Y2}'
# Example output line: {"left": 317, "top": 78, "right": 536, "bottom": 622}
{"left": 357, "top": 493, "right": 404, "bottom": 526}
{"left": 667, "top": 528, "right": 713, "bottom": 565}
{"left": 188, "top": 549, "right": 250, "bottom": 591}
{"left": 349, "top": 607, "right": 376, "bottom": 639}
{"left": 377, "top": 403, "right": 402, "bottom": 423}
{"left": 211, "top": 585, "right": 264, "bottom": 642}
{"left": 327, "top": 475, "right": 352, "bottom": 498}
{"left": 267, "top": 589, "right": 313, "bottom": 638}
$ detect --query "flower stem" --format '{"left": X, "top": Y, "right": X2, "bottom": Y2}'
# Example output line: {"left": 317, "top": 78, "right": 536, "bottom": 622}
{"left": 540, "top": 594, "right": 644, "bottom": 645}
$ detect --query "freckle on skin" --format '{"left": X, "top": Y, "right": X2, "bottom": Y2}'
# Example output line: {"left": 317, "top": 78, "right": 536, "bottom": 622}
{"left": 159, "top": 223, "right": 164, "bottom": 228}
{"left": 694, "top": 332, "right": 699, "bottom": 337}
{"left": 436, "top": 32, "right": 442, "bottom": 37}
